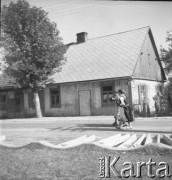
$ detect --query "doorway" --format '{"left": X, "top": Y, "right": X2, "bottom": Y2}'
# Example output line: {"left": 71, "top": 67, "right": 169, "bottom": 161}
{"left": 79, "top": 90, "right": 91, "bottom": 116}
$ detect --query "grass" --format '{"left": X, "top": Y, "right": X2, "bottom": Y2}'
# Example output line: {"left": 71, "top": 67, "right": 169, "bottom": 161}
{"left": 0, "top": 143, "right": 172, "bottom": 180}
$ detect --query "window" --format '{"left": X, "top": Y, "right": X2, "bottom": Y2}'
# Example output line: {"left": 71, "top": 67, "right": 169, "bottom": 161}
{"left": 50, "top": 87, "right": 61, "bottom": 107}
{"left": 0, "top": 95, "right": 7, "bottom": 110}
{"left": 101, "top": 85, "right": 114, "bottom": 105}
{"left": 138, "top": 85, "right": 147, "bottom": 104}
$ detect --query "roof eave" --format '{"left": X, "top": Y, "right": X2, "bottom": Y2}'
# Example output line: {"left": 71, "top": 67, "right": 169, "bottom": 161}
{"left": 47, "top": 76, "right": 133, "bottom": 86}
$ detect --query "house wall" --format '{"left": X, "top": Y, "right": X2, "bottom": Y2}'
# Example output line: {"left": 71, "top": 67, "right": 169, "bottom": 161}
{"left": 131, "top": 79, "right": 164, "bottom": 116}
{"left": 0, "top": 90, "right": 26, "bottom": 118}
{"left": 133, "top": 32, "right": 164, "bottom": 81}
{"left": 0, "top": 91, "right": 8, "bottom": 118}
{"left": 0, "top": 89, "right": 35, "bottom": 118}
{"left": 1, "top": 79, "right": 166, "bottom": 118}
{"left": 44, "top": 79, "right": 130, "bottom": 116}
{"left": 23, "top": 90, "right": 36, "bottom": 116}
{"left": 131, "top": 31, "right": 168, "bottom": 116}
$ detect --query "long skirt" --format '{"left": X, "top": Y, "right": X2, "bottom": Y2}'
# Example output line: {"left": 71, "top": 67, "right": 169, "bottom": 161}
{"left": 114, "top": 106, "right": 127, "bottom": 122}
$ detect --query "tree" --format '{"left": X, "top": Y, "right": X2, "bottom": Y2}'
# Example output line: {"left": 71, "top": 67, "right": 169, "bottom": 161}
{"left": 160, "top": 30, "right": 172, "bottom": 110}
{"left": 1, "top": 0, "right": 67, "bottom": 117}
{"left": 160, "top": 30, "right": 172, "bottom": 78}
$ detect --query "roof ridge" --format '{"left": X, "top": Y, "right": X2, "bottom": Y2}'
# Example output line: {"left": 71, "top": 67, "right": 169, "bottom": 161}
{"left": 87, "top": 26, "right": 150, "bottom": 41}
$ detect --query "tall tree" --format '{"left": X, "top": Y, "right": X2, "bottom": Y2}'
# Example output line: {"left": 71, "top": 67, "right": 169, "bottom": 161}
{"left": 160, "top": 30, "right": 172, "bottom": 109}
{"left": 1, "top": 0, "right": 67, "bottom": 117}
{"left": 160, "top": 31, "right": 172, "bottom": 78}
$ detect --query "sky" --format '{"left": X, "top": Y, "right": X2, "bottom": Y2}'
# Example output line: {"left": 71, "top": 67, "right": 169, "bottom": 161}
{"left": 1, "top": 0, "right": 172, "bottom": 52}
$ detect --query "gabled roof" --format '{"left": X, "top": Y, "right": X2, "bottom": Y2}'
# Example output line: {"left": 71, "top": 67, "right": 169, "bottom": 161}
{"left": 51, "top": 26, "right": 150, "bottom": 83}
{"left": 0, "top": 26, "right": 165, "bottom": 89}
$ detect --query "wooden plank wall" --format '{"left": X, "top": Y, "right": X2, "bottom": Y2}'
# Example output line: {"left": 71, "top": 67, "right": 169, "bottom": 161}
{"left": 133, "top": 33, "right": 163, "bottom": 81}
{"left": 0, "top": 90, "right": 25, "bottom": 118}
{"left": 0, "top": 79, "right": 130, "bottom": 117}
{"left": 44, "top": 79, "right": 129, "bottom": 116}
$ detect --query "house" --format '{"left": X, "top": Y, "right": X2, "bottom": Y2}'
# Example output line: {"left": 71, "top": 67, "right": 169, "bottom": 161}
{"left": 0, "top": 26, "right": 167, "bottom": 118}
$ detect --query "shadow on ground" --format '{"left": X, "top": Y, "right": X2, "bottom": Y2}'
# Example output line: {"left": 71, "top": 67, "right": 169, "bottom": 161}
{"left": 48, "top": 124, "right": 172, "bottom": 134}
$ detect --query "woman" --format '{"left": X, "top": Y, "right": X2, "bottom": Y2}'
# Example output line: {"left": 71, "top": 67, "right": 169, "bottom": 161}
{"left": 113, "top": 89, "right": 133, "bottom": 128}
{"left": 112, "top": 92, "right": 121, "bottom": 126}
{"left": 112, "top": 90, "right": 128, "bottom": 127}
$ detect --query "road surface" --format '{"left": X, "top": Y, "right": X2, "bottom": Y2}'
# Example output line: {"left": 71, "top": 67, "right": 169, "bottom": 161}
{"left": 0, "top": 116, "right": 172, "bottom": 146}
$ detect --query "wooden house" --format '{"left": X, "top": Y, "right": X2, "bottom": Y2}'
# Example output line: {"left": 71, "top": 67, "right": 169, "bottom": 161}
{"left": 0, "top": 26, "right": 167, "bottom": 118}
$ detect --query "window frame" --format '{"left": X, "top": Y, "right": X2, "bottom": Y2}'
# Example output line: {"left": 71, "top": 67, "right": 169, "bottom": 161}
{"left": 138, "top": 84, "right": 148, "bottom": 104}
{"left": 101, "top": 82, "right": 115, "bottom": 107}
{"left": 50, "top": 86, "right": 61, "bottom": 108}
{"left": 0, "top": 94, "right": 7, "bottom": 110}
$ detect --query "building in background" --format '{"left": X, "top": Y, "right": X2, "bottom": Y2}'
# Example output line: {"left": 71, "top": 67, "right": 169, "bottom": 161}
{"left": 0, "top": 27, "right": 167, "bottom": 118}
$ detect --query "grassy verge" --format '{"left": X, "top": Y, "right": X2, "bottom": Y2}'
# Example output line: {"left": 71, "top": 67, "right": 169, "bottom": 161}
{"left": 0, "top": 144, "right": 172, "bottom": 180}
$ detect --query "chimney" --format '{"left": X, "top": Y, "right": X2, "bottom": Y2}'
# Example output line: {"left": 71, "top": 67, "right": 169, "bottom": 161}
{"left": 76, "top": 32, "right": 88, "bottom": 43}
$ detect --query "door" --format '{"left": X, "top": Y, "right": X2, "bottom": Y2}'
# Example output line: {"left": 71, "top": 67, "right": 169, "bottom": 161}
{"left": 79, "top": 90, "right": 91, "bottom": 116}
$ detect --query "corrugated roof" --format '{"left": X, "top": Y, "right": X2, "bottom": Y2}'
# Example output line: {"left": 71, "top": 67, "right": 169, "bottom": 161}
{"left": 51, "top": 26, "right": 149, "bottom": 83}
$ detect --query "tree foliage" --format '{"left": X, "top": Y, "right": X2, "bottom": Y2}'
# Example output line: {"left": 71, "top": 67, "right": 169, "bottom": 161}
{"left": 160, "top": 31, "right": 172, "bottom": 80}
{"left": 160, "top": 30, "right": 172, "bottom": 110}
{"left": 2, "top": 0, "right": 67, "bottom": 91}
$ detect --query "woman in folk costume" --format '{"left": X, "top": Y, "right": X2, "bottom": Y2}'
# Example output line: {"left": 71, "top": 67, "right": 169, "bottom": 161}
{"left": 112, "top": 90, "right": 127, "bottom": 127}
{"left": 112, "top": 89, "right": 133, "bottom": 128}
{"left": 112, "top": 91, "right": 122, "bottom": 126}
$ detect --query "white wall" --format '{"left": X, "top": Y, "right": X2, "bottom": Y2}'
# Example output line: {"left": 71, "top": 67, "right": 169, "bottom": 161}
{"left": 131, "top": 79, "right": 163, "bottom": 114}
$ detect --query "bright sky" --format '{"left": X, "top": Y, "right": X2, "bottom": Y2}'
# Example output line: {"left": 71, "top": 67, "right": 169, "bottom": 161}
{"left": 2, "top": 0, "right": 172, "bottom": 52}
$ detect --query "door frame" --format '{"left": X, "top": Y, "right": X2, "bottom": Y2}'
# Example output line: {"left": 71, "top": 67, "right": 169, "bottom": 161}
{"left": 78, "top": 90, "right": 92, "bottom": 116}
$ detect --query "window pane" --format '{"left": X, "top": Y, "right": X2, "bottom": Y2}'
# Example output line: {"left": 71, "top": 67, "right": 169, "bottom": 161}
{"left": 55, "top": 96, "right": 60, "bottom": 105}
{"left": 102, "top": 85, "right": 113, "bottom": 104}
{"left": 108, "top": 93, "right": 113, "bottom": 102}
{"left": 103, "top": 93, "right": 108, "bottom": 103}
{"left": 51, "top": 88, "right": 60, "bottom": 107}
{"left": 51, "top": 96, "right": 55, "bottom": 106}
{"left": 103, "top": 86, "right": 112, "bottom": 92}
{"left": 51, "top": 90, "right": 59, "bottom": 95}
{"left": 0, "top": 95, "right": 6, "bottom": 110}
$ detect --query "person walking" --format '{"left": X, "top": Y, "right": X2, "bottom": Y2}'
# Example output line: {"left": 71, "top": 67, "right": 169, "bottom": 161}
{"left": 112, "top": 91, "right": 121, "bottom": 126}
{"left": 112, "top": 90, "right": 132, "bottom": 128}
{"left": 118, "top": 89, "right": 132, "bottom": 128}
{"left": 114, "top": 89, "right": 134, "bottom": 128}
